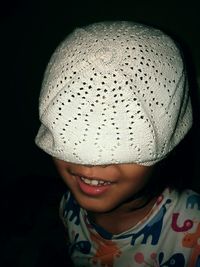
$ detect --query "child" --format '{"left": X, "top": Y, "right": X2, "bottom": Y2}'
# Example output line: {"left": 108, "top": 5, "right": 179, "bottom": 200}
{"left": 35, "top": 21, "right": 200, "bottom": 267}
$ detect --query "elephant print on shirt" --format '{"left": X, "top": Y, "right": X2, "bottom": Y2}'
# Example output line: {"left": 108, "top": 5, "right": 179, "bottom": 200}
{"left": 182, "top": 222, "right": 200, "bottom": 267}
{"left": 171, "top": 213, "right": 193, "bottom": 232}
{"left": 186, "top": 194, "right": 200, "bottom": 210}
{"left": 159, "top": 252, "right": 185, "bottom": 267}
{"left": 119, "top": 199, "right": 171, "bottom": 246}
{"left": 63, "top": 193, "right": 81, "bottom": 225}
{"left": 69, "top": 232, "right": 91, "bottom": 255}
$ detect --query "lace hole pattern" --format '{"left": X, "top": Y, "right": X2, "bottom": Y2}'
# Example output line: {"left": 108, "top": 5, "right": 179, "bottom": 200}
{"left": 36, "top": 21, "right": 192, "bottom": 165}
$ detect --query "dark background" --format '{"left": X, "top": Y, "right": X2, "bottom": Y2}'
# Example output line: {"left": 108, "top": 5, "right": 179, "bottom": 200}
{"left": 1, "top": 1, "right": 200, "bottom": 266}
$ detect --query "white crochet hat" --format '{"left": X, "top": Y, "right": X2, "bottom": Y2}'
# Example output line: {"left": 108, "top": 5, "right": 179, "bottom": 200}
{"left": 35, "top": 21, "right": 193, "bottom": 166}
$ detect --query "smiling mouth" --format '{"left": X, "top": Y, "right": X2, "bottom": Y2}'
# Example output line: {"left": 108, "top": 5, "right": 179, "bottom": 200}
{"left": 68, "top": 170, "right": 113, "bottom": 187}
{"left": 79, "top": 176, "right": 111, "bottom": 186}
{"left": 67, "top": 170, "right": 114, "bottom": 196}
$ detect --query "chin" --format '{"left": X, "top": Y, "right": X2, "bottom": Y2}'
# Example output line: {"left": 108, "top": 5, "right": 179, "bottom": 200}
{"left": 84, "top": 204, "right": 113, "bottom": 213}
{"left": 74, "top": 194, "right": 116, "bottom": 213}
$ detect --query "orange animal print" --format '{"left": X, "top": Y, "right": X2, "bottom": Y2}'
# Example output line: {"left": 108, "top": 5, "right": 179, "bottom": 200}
{"left": 89, "top": 231, "right": 121, "bottom": 267}
{"left": 182, "top": 222, "right": 200, "bottom": 267}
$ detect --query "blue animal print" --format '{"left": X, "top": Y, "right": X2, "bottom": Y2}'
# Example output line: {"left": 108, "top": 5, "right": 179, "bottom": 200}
{"left": 159, "top": 252, "right": 185, "bottom": 267}
{"left": 69, "top": 233, "right": 91, "bottom": 255}
{"left": 131, "top": 199, "right": 171, "bottom": 245}
{"left": 118, "top": 199, "right": 171, "bottom": 246}
{"left": 186, "top": 194, "right": 200, "bottom": 210}
{"left": 63, "top": 192, "right": 81, "bottom": 225}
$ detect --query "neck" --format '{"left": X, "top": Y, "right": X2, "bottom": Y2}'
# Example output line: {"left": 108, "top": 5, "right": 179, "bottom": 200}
{"left": 87, "top": 194, "right": 157, "bottom": 235}
{"left": 87, "top": 174, "right": 165, "bottom": 234}
{"left": 110, "top": 189, "right": 155, "bottom": 215}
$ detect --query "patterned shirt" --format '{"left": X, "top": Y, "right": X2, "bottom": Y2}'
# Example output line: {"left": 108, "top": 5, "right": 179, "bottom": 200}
{"left": 60, "top": 188, "right": 200, "bottom": 267}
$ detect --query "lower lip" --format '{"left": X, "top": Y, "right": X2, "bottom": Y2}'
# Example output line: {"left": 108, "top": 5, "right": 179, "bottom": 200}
{"left": 76, "top": 177, "right": 112, "bottom": 196}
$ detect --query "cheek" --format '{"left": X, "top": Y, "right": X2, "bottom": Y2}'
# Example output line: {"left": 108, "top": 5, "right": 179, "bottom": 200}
{"left": 133, "top": 175, "right": 150, "bottom": 189}
{"left": 126, "top": 168, "right": 152, "bottom": 188}
{"left": 60, "top": 170, "right": 75, "bottom": 187}
{"left": 115, "top": 179, "right": 146, "bottom": 198}
{"left": 113, "top": 177, "right": 151, "bottom": 202}
{"left": 54, "top": 162, "right": 74, "bottom": 186}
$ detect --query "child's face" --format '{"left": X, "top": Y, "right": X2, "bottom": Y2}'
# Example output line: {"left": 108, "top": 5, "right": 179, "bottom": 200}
{"left": 53, "top": 158, "right": 153, "bottom": 213}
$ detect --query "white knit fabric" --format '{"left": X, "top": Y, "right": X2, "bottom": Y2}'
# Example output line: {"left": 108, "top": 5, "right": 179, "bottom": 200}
{"left": 35, "top": 21, "right": 193, "bottom": 166}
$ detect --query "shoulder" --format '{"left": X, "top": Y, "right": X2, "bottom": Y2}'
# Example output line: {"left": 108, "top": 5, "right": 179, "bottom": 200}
{"left": 156, "top": 188, "right": 200, "bottom": 230}
{"left": 164, "top": 188, "right": 200, "bottom": 232}
{"left": 175, "top": 189, "right": 200, "bottom": 212}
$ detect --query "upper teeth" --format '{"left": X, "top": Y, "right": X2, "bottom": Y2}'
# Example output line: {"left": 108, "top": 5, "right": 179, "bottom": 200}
{"left": 80, "top": 177, "right": 111, "bottom": 186}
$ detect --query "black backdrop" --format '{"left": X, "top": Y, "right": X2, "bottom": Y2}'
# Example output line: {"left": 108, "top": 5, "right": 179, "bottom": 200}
{"left": 1, "top": 1, "right": 200, "bottom": 266}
